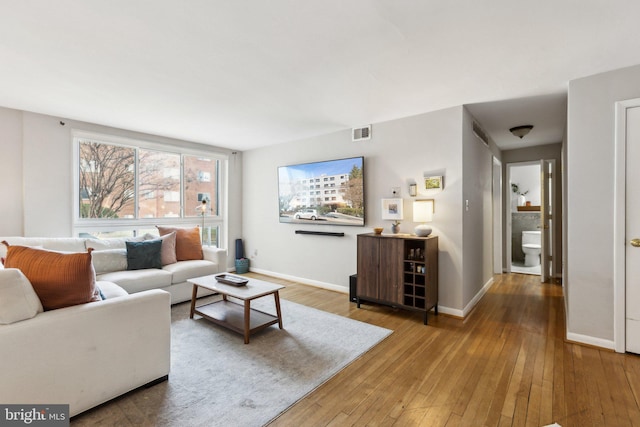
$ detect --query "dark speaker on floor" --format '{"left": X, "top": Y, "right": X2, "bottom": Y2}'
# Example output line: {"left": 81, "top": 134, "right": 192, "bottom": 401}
{"left": 349, "top": 274, "right": 357, "bottom": 302}
{"left": 235, "top": 238, "right": 244, "bottom": 259}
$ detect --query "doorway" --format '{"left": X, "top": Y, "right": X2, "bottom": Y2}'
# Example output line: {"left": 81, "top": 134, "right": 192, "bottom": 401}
{"left": 505, "top": 159, "right": 555, "bottom": 280}
{"left": 507, "top": 162, "right": 542, "bottom": 276}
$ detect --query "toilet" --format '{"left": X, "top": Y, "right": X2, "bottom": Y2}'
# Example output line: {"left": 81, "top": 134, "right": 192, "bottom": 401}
{"left": 522, "top": 230, "right": 541, "bottom": 267}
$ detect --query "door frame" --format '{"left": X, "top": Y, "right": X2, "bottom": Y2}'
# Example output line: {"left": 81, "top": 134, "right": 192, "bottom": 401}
{"left": 540, "top": 159, "right": 556, "bottom": 282}
{"left": 505, "top": 160, "right": 544, "bottom": 277}
{"left": 613, "top": 98, "right": 640, "bottom": 353}
{"left": 493, "top": 156, "right": 503, "bottom": 275}
{"left": 540, "top": 159, "right": 549, "bottom": 282}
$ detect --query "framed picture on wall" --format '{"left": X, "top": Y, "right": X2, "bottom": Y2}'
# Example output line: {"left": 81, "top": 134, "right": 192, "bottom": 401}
{"left": 381, "top": 198, "right": 403, "bottom": 220}
{"left": 424, "top": 175, "right": 443, "bottom": 190}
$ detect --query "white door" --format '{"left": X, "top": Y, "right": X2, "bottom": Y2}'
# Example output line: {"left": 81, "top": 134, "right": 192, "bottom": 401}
{"left": 540, "top": 160, "right": 549, "bottom": 282}
{"left": 493, "top": 157, "right": 502, "bottom": 274}
{"left": 626, "top": 106, "right": 640, "bottom": 354}
{"left": 540, "top": 160, "right": 554, "bottom": 282}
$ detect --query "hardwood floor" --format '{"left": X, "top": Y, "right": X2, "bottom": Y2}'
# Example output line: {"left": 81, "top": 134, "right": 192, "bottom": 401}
{"left": 250, "top": 272, "right": 640, "bottom": 427}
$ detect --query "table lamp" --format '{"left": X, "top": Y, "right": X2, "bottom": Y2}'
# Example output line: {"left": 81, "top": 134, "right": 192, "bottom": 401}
{"left": 413, "top": 200, "right": 434, "bottom": 236}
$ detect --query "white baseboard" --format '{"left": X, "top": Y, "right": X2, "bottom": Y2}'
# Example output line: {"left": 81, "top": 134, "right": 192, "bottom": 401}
{"left": 462, "top": 276, "right": 495, "bottom": 317}
{"left": 428, "top": 277, "right": 493, "bottom": 318}
{"left": 436, "top": 306, "right": 463, "bottom": 318}
{"left": 247, "top": 268, "right": 496, "bottom": 321}
{"left": 566, "top": 332, "right": 615, "bottom": 351}
{"left": 248, "top": 267, "right": 349, "bottom": 294}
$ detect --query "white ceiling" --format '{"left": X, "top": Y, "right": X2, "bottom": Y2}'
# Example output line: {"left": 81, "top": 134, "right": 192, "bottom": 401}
{"left": 1, "top": 1, "right": 640, "bottom": 151}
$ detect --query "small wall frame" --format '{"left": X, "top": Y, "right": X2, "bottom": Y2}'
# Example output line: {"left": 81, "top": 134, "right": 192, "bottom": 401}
{"left": 424, "top": 175, "right": 443, "bottom": 190}
{"left": 381, "top": 198, "right": 403, "bottom": 220}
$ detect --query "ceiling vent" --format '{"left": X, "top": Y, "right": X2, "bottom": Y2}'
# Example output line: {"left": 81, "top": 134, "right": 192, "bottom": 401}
{"left": 352, "top": 125, "right": 371, "bottom": 141}
{"left": 472, "top": 121, "right": 489, "bottom": 146}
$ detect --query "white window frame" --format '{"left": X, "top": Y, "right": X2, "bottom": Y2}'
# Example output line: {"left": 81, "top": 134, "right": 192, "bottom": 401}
{"left": 72, "top": 130, "right": 228, "bottom": 248}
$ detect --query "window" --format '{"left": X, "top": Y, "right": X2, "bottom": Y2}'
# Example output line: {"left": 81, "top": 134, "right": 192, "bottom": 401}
{"left": 185, "top": 156, "right": 218, "bottom": 216}
{"left": 163, "top": 191, "right": 180, "bottom": 203}
{"left": 163, "top": 167, "right": 180, "bottom": 180}
{"left": 139, "top": 150, "right": 180, "bottom": 218}
{"left": 79, "top": 142, "right": 135, "bottom": 218}
{"left": 198, "top": 171, "right": 211, "bottom": 182}
{"left": 75, "top": 134, "right": 225, "bottom": 247}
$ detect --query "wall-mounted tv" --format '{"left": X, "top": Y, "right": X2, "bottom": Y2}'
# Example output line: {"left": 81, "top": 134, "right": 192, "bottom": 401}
{"left": 278, "top": 156, "right": 364, "bottom": 226}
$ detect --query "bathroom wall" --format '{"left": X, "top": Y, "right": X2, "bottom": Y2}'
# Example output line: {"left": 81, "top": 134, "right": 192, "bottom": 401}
{"left": 511, "top": 212, "right": 541, "bottom": 262}
{"left": 510, "top": 163, "right": 541, "bottom": 206}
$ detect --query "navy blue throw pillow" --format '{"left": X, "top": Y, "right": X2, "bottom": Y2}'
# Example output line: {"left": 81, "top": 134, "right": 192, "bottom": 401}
{"left": 126, "top": 239, "right": 162, "bottom": 270}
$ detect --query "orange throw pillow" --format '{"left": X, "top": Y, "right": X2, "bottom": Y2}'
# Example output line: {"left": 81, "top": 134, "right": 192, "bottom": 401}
{"left": 157, "top": 226, "right": 203, "bottom": 261}
{"left": 2, "top": 242, "right": 100, "bottom": 311}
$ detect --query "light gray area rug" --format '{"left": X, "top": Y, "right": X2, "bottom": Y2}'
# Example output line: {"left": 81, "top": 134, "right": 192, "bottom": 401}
{"left": 72, "top": 297, "right": 392, "bottom": 427}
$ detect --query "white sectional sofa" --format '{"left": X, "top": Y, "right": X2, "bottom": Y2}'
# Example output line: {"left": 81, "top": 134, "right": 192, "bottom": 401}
{"left": 0, "top": 236, "right": 228, "bottom": 303}
{"left": 0, "top": 278, "right": 171, "bottom": 417}
{"left": 0, "top": 234, "right": 229, "bottom": 417}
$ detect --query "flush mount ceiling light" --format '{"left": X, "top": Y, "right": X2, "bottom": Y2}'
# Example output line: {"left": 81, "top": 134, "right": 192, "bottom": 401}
{"left": 509, "top": 125, "right": 534, "bottom": 139}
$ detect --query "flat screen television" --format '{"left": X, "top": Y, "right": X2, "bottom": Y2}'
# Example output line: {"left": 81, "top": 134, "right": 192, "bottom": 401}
{"left": 278, "top": 156, "right": 364, "bottom": 226}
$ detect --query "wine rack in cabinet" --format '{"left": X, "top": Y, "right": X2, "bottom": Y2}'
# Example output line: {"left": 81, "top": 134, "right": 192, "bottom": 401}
{"left": 356, "top": 233, "right": 438, "bottom": 325}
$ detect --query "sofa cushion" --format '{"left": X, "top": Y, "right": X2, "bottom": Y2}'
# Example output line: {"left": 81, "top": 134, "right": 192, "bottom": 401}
{"left": 85, "top": 235, "right": 148, "bottom": 251}
{"left": 39, "top": 238, "right": 87, "bottom": 253}
{"left": 158, "top": 231, "right": 177, "bottom": 265}
{"left": 96, "top": 281, "right": 129, "bottom": 299}
{"left": 2, "top": 243, "right": 100, "bottom": 311}
{"left": 96, "top": 269, "right": 172, "bottom": 294}
{"left": 0, "top": 268, "right": 44, "bottom": 324}
{"left": 0, "top": 238, "right": 87, "bottom": 254}
{"left": 157, "top": 226, "right": 203, "bottom": 261}
{"left": 0, "top": 237, "right": 45, "bottom": 258}
{"left": 126, "top": 240, "right": 162, "bottom": 270}
{"left": 163, "top": 260, "right": 218, "bottom": 284}
{"left": 92, "top": 249, "right": 128, "bottom": 274}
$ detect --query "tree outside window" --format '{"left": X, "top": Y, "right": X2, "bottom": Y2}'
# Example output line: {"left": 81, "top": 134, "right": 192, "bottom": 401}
{"left": 78, "top": 140, "right": 219, "bottom": 220}
{"left": 79, "top": 141, "right": 135, "bottom": 218}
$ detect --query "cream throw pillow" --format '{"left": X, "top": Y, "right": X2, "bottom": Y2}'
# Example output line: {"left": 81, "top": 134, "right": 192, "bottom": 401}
{"left": 91, "top": 249, "right": 128, "bottom": 274}
{"left": 158, "top": 231, "right": 177, "bottom": 265}
{"left": 0, "top": 268, "right": 44, "bottom": 324}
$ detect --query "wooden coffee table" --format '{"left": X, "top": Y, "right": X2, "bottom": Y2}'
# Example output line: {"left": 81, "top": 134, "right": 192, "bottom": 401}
{"left": 188, "top": 274, "right": 285, "bottom": 344}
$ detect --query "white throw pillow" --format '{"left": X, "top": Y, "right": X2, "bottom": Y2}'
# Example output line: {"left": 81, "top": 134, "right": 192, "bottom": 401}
{"left": 91, "top": 249, "right": 128, "bottom": 274}
{"left": 85, "top": 235, "right": 148, "bottom": 251}
{"left": 0, "top": 268, "right": 44, "bottom": 324}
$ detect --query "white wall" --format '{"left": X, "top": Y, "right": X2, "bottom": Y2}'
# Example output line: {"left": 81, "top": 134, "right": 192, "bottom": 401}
{"left": 567, "top": 63, "right": 640, "bottom": 348}
{"left": 462, "top": 108, "right": 495, "bottom": 308}
{"left": 2, "top": 102, "right": 498, "bottom": 316}
{"left": 0, "top": 107, "right": 24, "bottom": 235}
{"left": 242, "top": 106, "right": 491, "bottom": 313}
{"left": 0, "top": 108, "right": 242, "bottom": 270}
{"left": 22, "top": 113, "right": 75, "bottom": 235}
{"left": 510, "top": 164, "right": 541, "bottom": 206}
